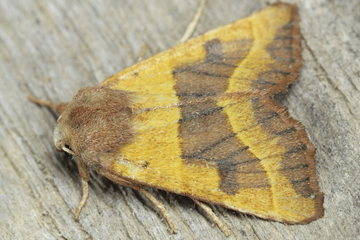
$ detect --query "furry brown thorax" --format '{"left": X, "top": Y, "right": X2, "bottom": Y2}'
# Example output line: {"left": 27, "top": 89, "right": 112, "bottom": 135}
{"left": 53, "top": 86, "right": 135, "bottom": 166}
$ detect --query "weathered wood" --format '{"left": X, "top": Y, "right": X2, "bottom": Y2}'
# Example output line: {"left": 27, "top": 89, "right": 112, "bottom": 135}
{"left": 0, "top": 0, "right": 359, "bottom": 239}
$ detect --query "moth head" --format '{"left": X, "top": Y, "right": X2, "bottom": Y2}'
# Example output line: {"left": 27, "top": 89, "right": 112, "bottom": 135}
{"left": 53, "top": 116, "right": 75, "bottom": 155}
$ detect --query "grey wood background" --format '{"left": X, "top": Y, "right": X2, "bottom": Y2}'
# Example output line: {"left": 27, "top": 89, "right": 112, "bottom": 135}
{"left": 0, "top": 0, "right": 359, "bottom": 239}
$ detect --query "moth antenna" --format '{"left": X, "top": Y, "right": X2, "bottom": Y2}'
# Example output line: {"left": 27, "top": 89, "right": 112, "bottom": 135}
{"left": 192, "top": 198, "right": 230, "bottom": 237}
{"left": 29, "top": 95, "right": 68, "bottom": 114}
{"left": 29, "top": 95, "right": 57, "bottom": 109}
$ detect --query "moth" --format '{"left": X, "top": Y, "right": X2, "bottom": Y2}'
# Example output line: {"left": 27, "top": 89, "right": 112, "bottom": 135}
{"left": 31, "top": 2, "right": 324, "bottom": 236}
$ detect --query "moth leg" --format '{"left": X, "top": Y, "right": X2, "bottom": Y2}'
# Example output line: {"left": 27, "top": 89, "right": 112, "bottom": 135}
{"left": 75, "top": 157, "right": 90, "bottom": 220}
{"left": 28, "top": 96, "right": 68, "bottom": 114}
{"left": 96, "top": 167, "right": 176, "bottom": 234}
{"left": 139, "top": 189, "right": 176, "bottom": 234}
{"left": 135, "top": 0, "right": 206, "bottom": 63}
{"left": 179, "top": 0, "right": 206, "bottom": 43}
{"left": 192, "top": 198, "right": 230, "bottom": 237}
{"left": 137, "top": 45, "right": 148, "bottom": 62}
{"left": 135, "top": 0, "right": 205, "bottom": 62}
{"left": 75, "top": 179, "right": 89, "bottom": 220}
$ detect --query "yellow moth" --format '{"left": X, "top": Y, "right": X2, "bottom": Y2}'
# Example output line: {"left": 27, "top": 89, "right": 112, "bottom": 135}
{"left": 31, "top": 2, "right": 324, "bottom": 236}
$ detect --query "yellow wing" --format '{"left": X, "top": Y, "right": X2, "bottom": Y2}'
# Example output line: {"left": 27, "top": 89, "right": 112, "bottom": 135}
{"left": 100, "top": 3, "right": 323, "bottom": 224}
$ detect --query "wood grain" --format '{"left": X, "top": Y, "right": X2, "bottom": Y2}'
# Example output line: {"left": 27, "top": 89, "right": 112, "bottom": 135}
{"left": 0, "top": 0, "right": 359, "bottom": 239}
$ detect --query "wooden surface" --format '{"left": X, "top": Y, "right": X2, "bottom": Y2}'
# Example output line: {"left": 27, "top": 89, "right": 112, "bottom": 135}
{"left": 0, "top": 0, "right": 359, "bottom": 239}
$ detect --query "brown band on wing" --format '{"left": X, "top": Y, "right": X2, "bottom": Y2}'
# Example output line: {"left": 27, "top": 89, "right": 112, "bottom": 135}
{"left": 251, "top": 96, "right": 318, "bottom": 198}
{"left": 251, "top": 5, "right": 302, "bottom": 95}
{"left": 174, "top": 39, "right": 270, "bottom": 195}
{"left": 247, "top": 6, "right": 318, "bottom": 198}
